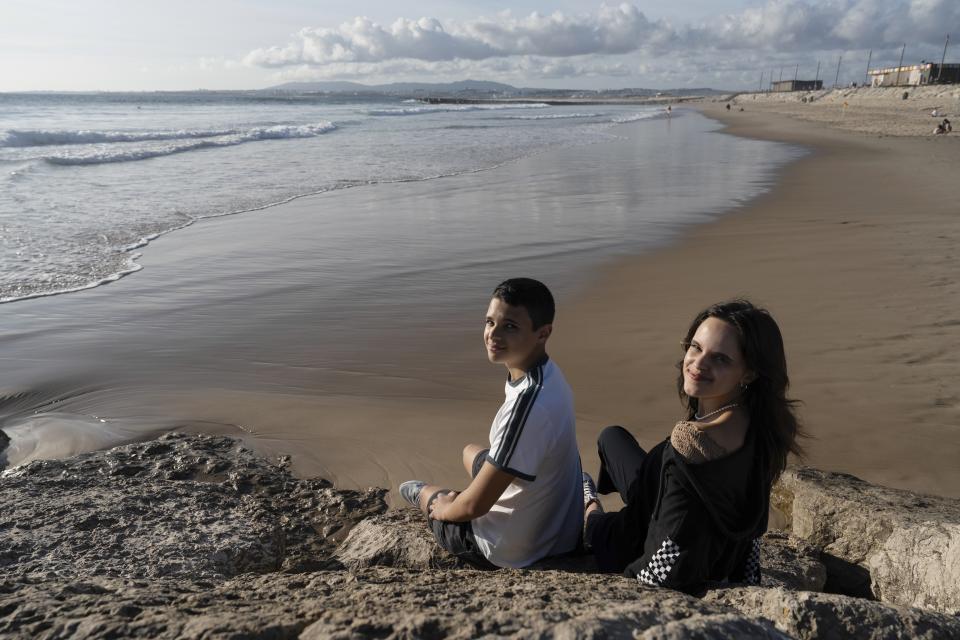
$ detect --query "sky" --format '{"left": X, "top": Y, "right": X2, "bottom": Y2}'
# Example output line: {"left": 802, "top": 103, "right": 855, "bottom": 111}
{"left": 1, "top": 0, "right": 956, "bottom": 92}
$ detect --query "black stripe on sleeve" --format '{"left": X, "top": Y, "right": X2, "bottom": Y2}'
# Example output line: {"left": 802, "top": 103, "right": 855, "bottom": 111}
{"left": 492, "top": 364, "right": 544, "bottom": 471}
{"left": 485, "top": 454, "right": 536, "bottom": 481}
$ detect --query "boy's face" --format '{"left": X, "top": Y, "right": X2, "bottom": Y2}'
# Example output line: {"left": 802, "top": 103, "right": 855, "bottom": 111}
{"left": 484, "top": 297, "right": 551, "bottom": 371}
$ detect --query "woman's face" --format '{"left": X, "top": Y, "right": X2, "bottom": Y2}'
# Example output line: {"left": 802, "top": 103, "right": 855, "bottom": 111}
{"left": 682, "top": 317, "right": 753, "bottom": 407}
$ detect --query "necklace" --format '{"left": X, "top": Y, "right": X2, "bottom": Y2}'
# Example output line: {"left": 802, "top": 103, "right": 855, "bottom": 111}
{"left": 695, "top": 403, "right": 739, "bottom": 421}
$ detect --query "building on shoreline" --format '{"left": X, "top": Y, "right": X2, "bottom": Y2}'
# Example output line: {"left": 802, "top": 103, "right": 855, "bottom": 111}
{"left": 771, "top": 80, "right": 824, "bottom": 92}
{"left": 868, "top": 63, "right": 960, "bottom": 87}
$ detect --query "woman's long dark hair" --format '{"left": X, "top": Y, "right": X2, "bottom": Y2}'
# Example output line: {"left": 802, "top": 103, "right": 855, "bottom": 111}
{"left": 676, "top": 300, "right": 804, "bottom": 486}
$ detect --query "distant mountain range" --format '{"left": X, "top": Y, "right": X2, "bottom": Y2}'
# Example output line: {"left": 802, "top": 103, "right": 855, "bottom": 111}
{"left": 265, "top": 80, "right": 517, "bottom": 94}
{"left": 263, "top": 79, "right": 724, "bottom": 98}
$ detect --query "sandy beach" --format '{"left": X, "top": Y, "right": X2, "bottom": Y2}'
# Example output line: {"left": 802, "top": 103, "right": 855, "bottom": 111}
{"left": 3, "top": 89, "right": 959, "bottom": 502}
{"left": 725, "top": 84, "right": 960, "bottom": 136}
{"left": 560, "top": 94, "right": 960, "bottom": 498}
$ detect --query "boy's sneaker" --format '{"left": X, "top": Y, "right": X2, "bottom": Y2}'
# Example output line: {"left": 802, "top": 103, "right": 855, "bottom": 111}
{"left": 399, "top": 480, "right": 426, "bottom": 509}
{"left": 582, "top": 471, "right": 599, "bottom": 508}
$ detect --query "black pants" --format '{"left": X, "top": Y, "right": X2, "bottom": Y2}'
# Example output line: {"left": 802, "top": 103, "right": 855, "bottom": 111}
{"left": 587, "top": 426, "right": 666, "bottom": 573}
{"left": 426, "top": 448, "right": 496, "bottom": 570}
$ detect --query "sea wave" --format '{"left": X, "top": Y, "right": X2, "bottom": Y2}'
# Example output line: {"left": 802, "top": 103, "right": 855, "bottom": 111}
{"left": 501, "top": 112, "right": 602, "bottom": 120}
{"left": 2, "top": 122, "right": 335, "bottom": 148}
{"left": 612, "top": 111, "right": 667, "bottom": 123}
{"left": 41, "top": 122, "right": 337, "bottom": 166}
{"left": 366, "top": 103, "right": 549, "bottom": 116}
{"left": 2, "top": 127, "right": 233, "bottom": 147}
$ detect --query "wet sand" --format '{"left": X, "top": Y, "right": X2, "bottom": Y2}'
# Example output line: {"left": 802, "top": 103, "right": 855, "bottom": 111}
{"left": 2, "top": 112, "right": 794, "bottom": 496}
{"left": 3, "top": 104, "right": 959, "bottom": 501}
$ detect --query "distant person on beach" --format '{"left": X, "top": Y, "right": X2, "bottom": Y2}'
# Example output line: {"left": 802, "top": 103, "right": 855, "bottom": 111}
{"left": 580, "top": 300, "right": 804, "bottom": 594}
{"left": 933, "top": 118, "right": 952, "bottom": 135}
{"left": 399, "top": 278, "right": 582, "bottom": 568}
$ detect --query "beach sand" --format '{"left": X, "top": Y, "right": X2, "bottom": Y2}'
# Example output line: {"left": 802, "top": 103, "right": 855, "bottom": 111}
{"left": 724, "top": 84, "right": 960, "bottom": 136}
{"left": 3, "top": 94, "right": 959, "bottom": 501}
{"left": 558, "top": 100, "right": 960, "bottom": 498}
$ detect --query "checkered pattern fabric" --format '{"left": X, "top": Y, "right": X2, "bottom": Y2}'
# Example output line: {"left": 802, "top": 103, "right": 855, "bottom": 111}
{"left": 637, "top": 538, "right": 681, "bottom": 586}
{"left": 743, "top": 537, "right": 762, "bottom": 585}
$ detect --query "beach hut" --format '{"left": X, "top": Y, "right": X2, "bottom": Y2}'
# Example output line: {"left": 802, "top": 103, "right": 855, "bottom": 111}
{"left": 771, "top": 80, "right": 824, "bottom": 92}
{"left": 868, "top": 63, "right": 960, "bottom": 87}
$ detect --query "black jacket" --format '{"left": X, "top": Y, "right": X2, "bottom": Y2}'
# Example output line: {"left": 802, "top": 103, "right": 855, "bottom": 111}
{"left": 624, "top": 428, "right": 768, "bottom": 594}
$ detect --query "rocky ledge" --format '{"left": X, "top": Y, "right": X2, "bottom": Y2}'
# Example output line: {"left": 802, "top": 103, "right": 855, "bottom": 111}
{"left": 2, "top": 433, "right": 958, "bottom": 639}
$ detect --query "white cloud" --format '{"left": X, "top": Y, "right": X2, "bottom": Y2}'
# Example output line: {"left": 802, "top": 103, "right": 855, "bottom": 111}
{"left": 245, "top": 0, "right": 960, "bottom": 67}
{"left": 243, "top": 1, "right": 958, "bottom": 85}
{"left": 696, "top": 0, "right": 959, "bottom": 51}
{"left": 245, "top": 4, "right": 671, "bottom": 68}
{"left": 247, "top": 1, "right": 957, "bottom": 69}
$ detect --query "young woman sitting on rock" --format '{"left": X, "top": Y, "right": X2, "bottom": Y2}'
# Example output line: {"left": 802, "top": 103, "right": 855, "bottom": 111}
{"left": 582, "top": 300, "right": 803, "bottom": 594}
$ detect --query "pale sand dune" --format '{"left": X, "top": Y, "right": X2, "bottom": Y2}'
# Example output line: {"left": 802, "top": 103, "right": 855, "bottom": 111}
{"left": 556, "top": 102, "right": 960, "bottom": 498}
{"left": 720, "top": 85, "right": 960, "bottom": 136}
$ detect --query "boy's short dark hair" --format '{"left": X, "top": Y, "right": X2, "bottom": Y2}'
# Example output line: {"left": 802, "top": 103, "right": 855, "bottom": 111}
{"left": 491, "top": 278, "right": 555, "bottom": 329}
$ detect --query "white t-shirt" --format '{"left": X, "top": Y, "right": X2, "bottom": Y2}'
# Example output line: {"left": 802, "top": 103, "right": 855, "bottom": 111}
{"left": 472, "top": 356, "right": 583, "bottom": 568}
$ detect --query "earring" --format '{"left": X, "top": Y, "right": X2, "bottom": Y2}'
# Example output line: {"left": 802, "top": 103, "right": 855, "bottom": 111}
{"left": 739, "top": 381, "right": 749, "bottom": 390}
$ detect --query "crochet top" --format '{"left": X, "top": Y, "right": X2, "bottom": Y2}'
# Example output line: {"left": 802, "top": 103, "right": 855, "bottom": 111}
{"left": 670, "top": 420, "right": 731, "bottom": 464}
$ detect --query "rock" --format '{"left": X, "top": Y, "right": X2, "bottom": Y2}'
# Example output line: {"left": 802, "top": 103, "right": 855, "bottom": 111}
{"left": 760, "top": 532, "right": 827, "bottom": 592}
{"left": 4, "top": 435, "right": 958, "bottom": 639}
{"left": 0, "top": 428, "right": 8, "bottom": 469}
{"left": 0, "top": 432, "right": 387, "bottom": 581}
{"left": 706, "top": 586, "right": 960, "bottom": 640}
{"left": 772, "top": 467, "right": 960, "bottom": 613}
{"left": 2, "top": 579, "right": 792, "bottom": 638}
{"left": 3, "top": 568, "right": 795, "bottom": 639}
{"left": 334, "top": 508, "right": 600, "bottom": 573}
{"left": 545, "top": 605, "right": 790, "bottom": 639}
{"left": 334, "top": 509, "right": 463, "bottom": 570}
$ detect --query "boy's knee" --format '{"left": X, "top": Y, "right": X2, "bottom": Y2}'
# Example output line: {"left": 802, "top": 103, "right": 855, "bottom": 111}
{"left": 463, "top": 443, "right": 484, "bottom": 460}
{"left": 462, "top": 443, "right": 485, "bottom": 473}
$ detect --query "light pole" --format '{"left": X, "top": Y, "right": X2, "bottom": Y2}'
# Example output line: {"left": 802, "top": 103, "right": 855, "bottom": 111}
{"left": 938, "top": 35, "right": 950, "bottom": 83}
{"left": 894, "top": 43, "right": 905, "bottom": 86}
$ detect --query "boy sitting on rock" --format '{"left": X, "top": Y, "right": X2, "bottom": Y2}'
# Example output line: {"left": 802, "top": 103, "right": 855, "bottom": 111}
{"left": 399, "top": 278, "right": 583, "bottom": 568}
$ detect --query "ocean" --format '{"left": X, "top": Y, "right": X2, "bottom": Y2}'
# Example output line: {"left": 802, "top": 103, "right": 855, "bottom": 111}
{"left": 4, "top": 91, "right": 675, "bottom": 303}
{"left": 0, "top": 91, "right": 803, "bottom": 482}
{"left": 0, "top": 92, "right": 802, "bottom": 303}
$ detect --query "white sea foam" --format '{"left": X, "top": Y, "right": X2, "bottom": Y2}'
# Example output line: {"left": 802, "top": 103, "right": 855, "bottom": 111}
{"left": 0, "top": 258, "right": 144, "bottom": 304}
{"left": 367, "top": 103, "right": 549, "bottom": 116}
{"left": 2, "top": 127, "right": 233, "bottom": 147}
{"left": 612, "top": 111, "right": 666, "bottom": 123}
{"left": 42, "top": 122, "right": 337, "bottom": 166}
{"left": 3, "top": 122, "right": 336, "bottom": 149}
{"left": 501, "top": 112, "right": 602, "bottom": 120}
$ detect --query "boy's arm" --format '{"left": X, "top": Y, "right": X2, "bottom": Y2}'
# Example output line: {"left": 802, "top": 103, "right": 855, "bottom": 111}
{"left": 429, "top": 462, "right": 515, "bottom": 522}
